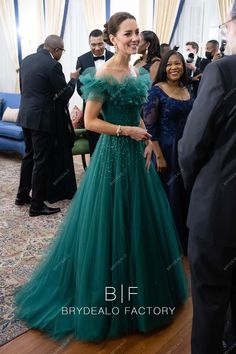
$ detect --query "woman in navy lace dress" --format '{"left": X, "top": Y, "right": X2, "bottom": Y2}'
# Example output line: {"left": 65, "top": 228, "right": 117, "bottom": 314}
{"left": 143, "top": 50, "right": 193, "bottom": 254}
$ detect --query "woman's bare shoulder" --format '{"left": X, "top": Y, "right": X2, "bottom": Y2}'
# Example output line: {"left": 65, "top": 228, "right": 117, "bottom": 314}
{"left": 95, "top": 67, "right": 111, "bottom": 78}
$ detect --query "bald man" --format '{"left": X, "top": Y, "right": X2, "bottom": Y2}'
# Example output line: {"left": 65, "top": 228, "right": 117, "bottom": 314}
{"left": 16, "top": 35, "right": 80, "bottom": 216}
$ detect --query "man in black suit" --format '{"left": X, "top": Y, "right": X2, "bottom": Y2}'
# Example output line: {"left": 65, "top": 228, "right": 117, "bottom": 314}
{"left": 76, "top": 29, "right": 113, "bottom": 155}
{"left": 178, "top": 3, "right": 236, "bottom": 353}
{"left": 200, "top": 39, "right": 221, "bottom": 73}
{"left": 185, "top": 41, "right": 202, "bottom": 98}
{"left": 16, "top": 35, "right": 80, "bottom": 216}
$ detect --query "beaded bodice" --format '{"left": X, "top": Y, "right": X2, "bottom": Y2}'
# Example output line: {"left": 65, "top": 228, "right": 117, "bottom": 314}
{"left": 80, "top": 67, "right": 151, "bottom": 127}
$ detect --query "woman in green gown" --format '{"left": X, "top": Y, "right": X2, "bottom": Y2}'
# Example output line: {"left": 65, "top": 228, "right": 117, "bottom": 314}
{"left": 15, "top": 12, "right": 188, "bottom": 342}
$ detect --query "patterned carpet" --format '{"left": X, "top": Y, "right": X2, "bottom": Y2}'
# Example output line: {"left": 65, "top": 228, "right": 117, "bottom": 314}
{"left": 0, "top": 152, "right": 85, "bottom": 345}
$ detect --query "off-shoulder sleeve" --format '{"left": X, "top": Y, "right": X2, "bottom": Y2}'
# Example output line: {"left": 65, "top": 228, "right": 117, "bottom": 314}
{"left": 143, "top": 87, "right": 160, "bottom": 141}
{"left": 80, "top": 66, "right": 151, "bottom": 105}
{"left": 80, "top": 67, "right": 107, "bottom": 102}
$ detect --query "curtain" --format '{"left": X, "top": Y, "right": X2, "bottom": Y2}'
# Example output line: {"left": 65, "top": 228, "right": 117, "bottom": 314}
{"left": 105, "top": 0, "right": 110, "bottom": 20}
{"left": 153, "top": 0, "right": 181, "bottom": 43}
{"left": 44, "top": 0, "right": 66, "bottom": 35}
{"left": 169, "top": 0, "right": 185, "bottom": 44}
{"left": 0, "top": 0, "right": 19, "bottom": 91}
{"left": 218, "top": 0, "right": 234, "bottom": 22}
{"left": 138, "top": 0, "right": 153, "bottom": 31}
{"left": 81, "top": 0, "right": 105, "bottom": 33}
{"left": 110, "top": 0, "right": 139, "bottom": 21}
{"left": 171, "top": 0, "right": 221, "bottom": 57}
{"left": 60, "top": 0, "right": 87, "bottom": 109}
{"left": 18, "top": 0, "right": 44, "bottom": 58}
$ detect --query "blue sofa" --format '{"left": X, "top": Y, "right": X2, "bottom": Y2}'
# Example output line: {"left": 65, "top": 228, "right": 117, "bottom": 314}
{"left": 0, "top": 92, "right": 25, "bottom": 156}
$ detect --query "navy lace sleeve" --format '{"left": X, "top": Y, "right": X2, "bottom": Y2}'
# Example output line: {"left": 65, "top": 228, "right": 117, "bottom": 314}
{"left": 143, "top": 86, "right": 160, "bottom": 141}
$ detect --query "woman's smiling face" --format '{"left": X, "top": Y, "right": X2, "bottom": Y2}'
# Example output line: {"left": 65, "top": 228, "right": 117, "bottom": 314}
{"left": 166, "top": 54, "right": 184, "bottom": 82}
{"left": 110, "top": 19, "right": 140, "bottom": 55}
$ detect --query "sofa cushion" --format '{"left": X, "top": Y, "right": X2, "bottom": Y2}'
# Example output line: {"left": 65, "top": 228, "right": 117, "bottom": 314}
{"left": 0, "top": 93, "right": 21, "bottom": 122}
{"left": 0, "top": 121, "right": 24, "bottom": 139}
{"left": 2, "top": 107, "right": 19, "bottom": 122}
{"left": 70, "top": 105, "right": 84, "bottom": 128}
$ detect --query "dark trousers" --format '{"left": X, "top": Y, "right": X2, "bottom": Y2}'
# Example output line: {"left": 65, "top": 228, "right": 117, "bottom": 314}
{"left": 87, "top": 130, "right": 100, "bottom": 156}
{"left": 17, "top": 128, "right": 54, "bottom": 208}
{"left": 188, "top": 236, "right": 236, "bottom": 354}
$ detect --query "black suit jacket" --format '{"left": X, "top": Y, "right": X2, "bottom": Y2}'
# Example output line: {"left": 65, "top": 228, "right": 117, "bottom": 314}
{"left": 178, "top": 55, "right": 236, "bottom": 246}
{"left": 187, "top": 56, "right": 202, "bottom": 97}
{"left": 76, "top": 49, "right": 114, "bottom": 96}
{"left": 17, "top": 49, "right": 76, "bottom": 133}
{"left": 199, "top": 57, "right": 212, "bottom": 73}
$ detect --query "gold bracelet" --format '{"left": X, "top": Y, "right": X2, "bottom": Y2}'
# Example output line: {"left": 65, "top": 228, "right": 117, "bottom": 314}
{"left": 116, "top": 125, "right": 122, "bottom": 136}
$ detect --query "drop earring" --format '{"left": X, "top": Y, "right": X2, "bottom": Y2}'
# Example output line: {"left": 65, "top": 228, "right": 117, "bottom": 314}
{"left": 114, "top": 44, "right": 118, "bottom": 54}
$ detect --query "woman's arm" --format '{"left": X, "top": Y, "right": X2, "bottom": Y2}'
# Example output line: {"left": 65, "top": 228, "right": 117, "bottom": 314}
{"left": 149, "top": 60, "right": 160, "bottom": 82}
{"left": 140, "top": 117, "right": 167, "bottom": 172}
{"left": 140, "top": 118, "right": 153, "bottom": 170}
{"left": 152, "top": 141, "right": 167, "bottom": 172}
{"left": 142, "top": 87, "right": 167, "bottom": 172}
{"left": 84, "top": 100, "right": 151, "bottom": 141}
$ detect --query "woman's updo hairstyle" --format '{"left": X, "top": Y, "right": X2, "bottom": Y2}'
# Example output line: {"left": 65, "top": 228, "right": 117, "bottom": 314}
{"left": 103, "top": 12, "right": 136, "bottom": 46}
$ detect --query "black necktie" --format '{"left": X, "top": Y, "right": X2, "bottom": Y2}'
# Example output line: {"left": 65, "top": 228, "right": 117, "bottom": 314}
{"left": 93, "top": 55, "right": 105, "bottom": 61}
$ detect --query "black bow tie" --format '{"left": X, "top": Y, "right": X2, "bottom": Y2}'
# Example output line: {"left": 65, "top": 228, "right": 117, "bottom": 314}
{"left": 93, "top": 55, "right": 105, "bottom": 61}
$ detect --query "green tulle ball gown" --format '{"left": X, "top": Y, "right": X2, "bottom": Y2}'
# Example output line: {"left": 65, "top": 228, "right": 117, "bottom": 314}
{"left": 15, "top": 68, "right": 188, "bottom": 342}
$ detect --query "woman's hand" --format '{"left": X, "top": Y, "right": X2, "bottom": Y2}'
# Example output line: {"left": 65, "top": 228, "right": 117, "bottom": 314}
{"left": 156, "top": 154, "right": 167, "bottom": 173}
{"left": 151, "top": 140, "right": 167, "bottom": 173}
{"left": 127, "top": 126, "right": 152, "bottom": 141}
{"left": 144, "top": 141, "right": 153, "bottom": 170}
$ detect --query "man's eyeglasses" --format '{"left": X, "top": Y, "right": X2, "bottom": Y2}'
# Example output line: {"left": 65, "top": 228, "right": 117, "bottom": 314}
{"left": 219, "top": 16, "right": 236, "bottom": 34}
{"left": 52, "top": 47, "right": 66, "bottom": 52}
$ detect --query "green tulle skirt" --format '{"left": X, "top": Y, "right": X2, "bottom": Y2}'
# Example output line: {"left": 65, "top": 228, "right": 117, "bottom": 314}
{"left": 15, "top": 135, "right": 188, "bottom": 342}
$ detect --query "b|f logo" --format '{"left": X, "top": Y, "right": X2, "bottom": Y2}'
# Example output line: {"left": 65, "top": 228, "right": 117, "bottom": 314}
{"left": 105, "top": 285, "right": 138, "bottom": 303}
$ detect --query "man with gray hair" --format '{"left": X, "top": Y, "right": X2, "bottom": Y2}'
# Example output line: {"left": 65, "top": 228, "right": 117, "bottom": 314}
{"left": 16, "top": 35, "right": 80, "bottom": 216}
{"left": 178, "top": 2, "right": 236, "bottom": 353}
